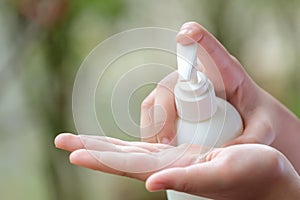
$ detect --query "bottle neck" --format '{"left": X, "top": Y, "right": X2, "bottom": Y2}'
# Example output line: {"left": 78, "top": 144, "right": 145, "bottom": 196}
{"left": 174, "top": 72, "right": 217, "bottom": 122}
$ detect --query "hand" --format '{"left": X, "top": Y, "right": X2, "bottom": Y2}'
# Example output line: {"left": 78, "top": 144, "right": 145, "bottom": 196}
{"left": 140, "top": 21, "right": 300, "bottom": 173}
{"left": 54, "top": 133, "right": 300, "bottom": 200}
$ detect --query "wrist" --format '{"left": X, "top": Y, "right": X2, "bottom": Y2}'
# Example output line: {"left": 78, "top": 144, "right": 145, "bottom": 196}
{"left": 263, "top": 174, "right": 300, "bottom": 200}
{"left": 261, "top": 151, "right": 300, "bottom": 200}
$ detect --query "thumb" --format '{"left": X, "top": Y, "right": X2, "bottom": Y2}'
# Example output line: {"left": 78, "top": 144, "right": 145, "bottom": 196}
{"left": 145, "top": 162, "right": 222, "bottom": 197}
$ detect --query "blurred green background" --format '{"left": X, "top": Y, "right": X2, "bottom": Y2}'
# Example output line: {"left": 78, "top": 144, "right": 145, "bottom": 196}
{"left": 1, "top": 0, "right": 299, "bottom": 200}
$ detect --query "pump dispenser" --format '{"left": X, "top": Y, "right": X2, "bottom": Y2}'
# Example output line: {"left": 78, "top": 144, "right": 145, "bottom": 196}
{"left": 166, "top": 43, "right": 243, "bottom": 200}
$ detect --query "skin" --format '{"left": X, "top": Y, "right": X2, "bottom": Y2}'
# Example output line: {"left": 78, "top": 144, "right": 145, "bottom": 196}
{"left": 140, "top": 22, "right": 300, "bottom": 174}
{"left": 54, "top": 133, "right": 300, "bottom": 200}
{"left": 54, "top": 22, "right": 300, "bottom": 199}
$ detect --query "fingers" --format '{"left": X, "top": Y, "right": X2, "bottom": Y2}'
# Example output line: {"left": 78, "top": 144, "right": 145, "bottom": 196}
{"left": 176, "top": 22, "right": 255, "bottom": 106}
{"left": 54, "top": 133, "right": 84, "bottom": 151}
{"left": 69, "top": 149, "right": 149, "bottom": 181}
{"left": 146, "top": 161, "right": 222, "bottom": 198}
{"left": 55, "top": 133, "right": 174, "bottom": 179}
{"left": 55, "top": 133, "right": 127, "bottom": 153}
{"left": 177, "top": 22, "right": 232, "bottom": 64}
{"left": 145, "top": 147, "right": 222, "bottom": 194}
{"left": 140, "top": 72, "right": 178, "bottom": 145}
{"left": 69, "top": 144, "right": 201, "bottom": 181}
{"left": 140, "top": 89, "right": 157, "bottom": 143}
{"left": 70, "top": 149, "right": 158, "bottom": 176}
{"left": 55, "top": 133, "right": 173, "bottom": 153}
{"left": 57, "top": 133, "right": 202, "bottom": 180}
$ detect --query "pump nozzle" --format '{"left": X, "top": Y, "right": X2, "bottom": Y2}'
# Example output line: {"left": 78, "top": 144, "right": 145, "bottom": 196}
{"left": 177, "top": 43, "right": 198, "bottom": 82}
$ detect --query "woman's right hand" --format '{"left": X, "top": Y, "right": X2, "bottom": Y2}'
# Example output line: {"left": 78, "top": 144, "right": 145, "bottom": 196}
{"left": 140, "top": 21, "right": 300, "bottom": 174}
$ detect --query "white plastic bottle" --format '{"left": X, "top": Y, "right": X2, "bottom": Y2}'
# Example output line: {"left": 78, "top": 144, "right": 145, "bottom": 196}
{"left": 166, "top": 43, "right": 243, "bottom": 200}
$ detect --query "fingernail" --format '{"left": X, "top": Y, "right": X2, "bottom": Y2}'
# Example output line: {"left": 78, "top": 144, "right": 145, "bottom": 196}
{"left": 177, "top": 29, "right": 198, "bottom": 45}
{"left": 178, "top": 28, "right": 190, "bottom": 35}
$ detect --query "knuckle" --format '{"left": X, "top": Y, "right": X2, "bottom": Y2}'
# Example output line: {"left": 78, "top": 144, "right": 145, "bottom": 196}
{"left": 141, "top": 99, "right": 152, "bottom": 110}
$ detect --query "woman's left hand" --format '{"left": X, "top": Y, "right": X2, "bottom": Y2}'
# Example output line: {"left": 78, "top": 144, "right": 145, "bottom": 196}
{"left": 55, "top": 133, "right": 300, "bottom": 200}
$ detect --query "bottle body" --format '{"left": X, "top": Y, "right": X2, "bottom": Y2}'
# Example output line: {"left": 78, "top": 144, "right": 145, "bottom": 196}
{"left": 177, "top": 97, "right": 243, "bottom": 147}
{"left": 169, "top": 43, "right": 243, "bottom": 200}
{"left": 167, "top": 71, "right": 243, "bottom": 200}
{"left": 167, "top": 97, "right": 243, "bottom": 200}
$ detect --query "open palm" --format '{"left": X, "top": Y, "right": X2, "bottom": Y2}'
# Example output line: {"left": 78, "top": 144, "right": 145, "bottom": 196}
{"left": 55, "top": 133, "right": 300, "bottom": 200}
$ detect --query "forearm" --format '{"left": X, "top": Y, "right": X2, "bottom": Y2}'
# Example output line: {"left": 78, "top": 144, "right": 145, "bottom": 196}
{"left": 269, "top": 94, "right": 300, "bottom": 174}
